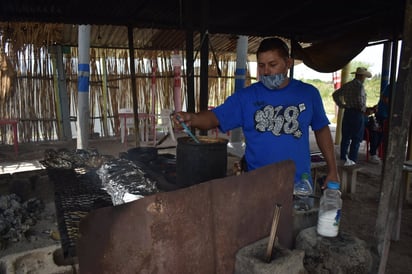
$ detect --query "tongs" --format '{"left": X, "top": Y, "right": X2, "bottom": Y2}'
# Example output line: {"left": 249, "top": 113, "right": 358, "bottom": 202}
{"left": 176, "top": 114, "right": 200, "bottom": 143}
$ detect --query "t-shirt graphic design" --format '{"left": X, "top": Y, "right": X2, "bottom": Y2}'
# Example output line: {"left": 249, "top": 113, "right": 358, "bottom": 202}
{"left": 254, "top": 104, "right": 306, "bottom": 138}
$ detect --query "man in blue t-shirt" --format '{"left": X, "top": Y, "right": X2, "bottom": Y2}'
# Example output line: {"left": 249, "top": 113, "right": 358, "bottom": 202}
{"left": 173, "top": 38, "right": 339, "bottom": 188}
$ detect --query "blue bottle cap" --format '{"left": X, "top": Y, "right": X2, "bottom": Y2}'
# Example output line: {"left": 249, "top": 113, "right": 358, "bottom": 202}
{"left": 327, "top": 181, "right": 340, "bottom": 190}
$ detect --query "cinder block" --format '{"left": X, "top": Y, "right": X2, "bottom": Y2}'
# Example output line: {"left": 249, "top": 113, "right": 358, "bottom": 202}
{"left": 296, "top": 227, "right": 373, "bottom": 273}
{"left": 234, "top": 237, "right": 307, "bottom": 274}
{"left": 0, "top": 244, "right": 78, "bottom": 274}
{"left": 292, "top": 205, "right": 319, "bottom": 247}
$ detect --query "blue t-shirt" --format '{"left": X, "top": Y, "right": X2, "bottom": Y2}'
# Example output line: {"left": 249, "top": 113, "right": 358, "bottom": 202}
{"left": 212, "top": 79, "right": 330, "bottom": 183}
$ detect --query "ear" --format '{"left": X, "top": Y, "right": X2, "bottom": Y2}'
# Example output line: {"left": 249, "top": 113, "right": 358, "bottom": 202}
{"left": 286, "top": 57, "right": 293, "bottom": 69}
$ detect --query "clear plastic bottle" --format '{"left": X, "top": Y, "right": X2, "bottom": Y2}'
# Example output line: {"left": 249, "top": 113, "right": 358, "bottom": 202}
{"left": 317, "top": 181, "right": 342, "bottom": 237}
{"left": 293, "top": 173, "right": 313, "bottom": 211}
{"left": 294, "top": 173, "right": 313, "bottom": 196}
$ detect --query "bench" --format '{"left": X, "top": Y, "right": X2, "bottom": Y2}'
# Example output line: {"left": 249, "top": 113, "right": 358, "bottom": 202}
{"left": 338, "top": 165, "right": 363, "bottom": 194}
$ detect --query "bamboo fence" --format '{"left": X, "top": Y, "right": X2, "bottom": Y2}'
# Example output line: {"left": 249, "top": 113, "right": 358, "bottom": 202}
{"left": 0, "top": 25, "right": 254, "bottom": 144}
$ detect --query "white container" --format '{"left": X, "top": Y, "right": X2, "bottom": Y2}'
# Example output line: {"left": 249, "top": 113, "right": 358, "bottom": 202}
{"left": 317, "top": 181, "right": 342, "bottom": 237}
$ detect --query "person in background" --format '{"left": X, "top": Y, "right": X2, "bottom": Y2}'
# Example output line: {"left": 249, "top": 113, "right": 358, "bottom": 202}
{"left": 365, "top": 105, "right": 382, "bottom": 164}
{"left": 370, "top": 82, "right": 392, "bottom": 161}
{"left": 332, "top": 67, "right": 372, "bottom": 166}
{"left": 173, "top": 37, "right": 339, "bottom": 189}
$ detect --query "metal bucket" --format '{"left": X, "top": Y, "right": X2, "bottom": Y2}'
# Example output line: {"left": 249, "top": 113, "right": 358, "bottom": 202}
{"left": 176, "top": 136, "right": 228, "bottom": 187}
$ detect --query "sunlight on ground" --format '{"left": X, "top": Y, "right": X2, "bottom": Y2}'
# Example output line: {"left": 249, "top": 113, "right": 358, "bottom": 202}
{"left": 0, "top": 161, "right": 45, "bottom": 175}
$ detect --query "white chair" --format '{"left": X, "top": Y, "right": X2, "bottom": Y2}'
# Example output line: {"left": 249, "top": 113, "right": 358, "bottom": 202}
{"left": 119, "top": 109, "right": 156, "bottom": 145}
{"left": 155, "top": 108, "right": 176, "bottom": 142}
{"left": 119, "top": 108, "right": 134, "bottom": 144}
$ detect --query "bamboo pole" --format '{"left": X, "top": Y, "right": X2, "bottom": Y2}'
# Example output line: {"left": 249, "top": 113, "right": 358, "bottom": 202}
{"left": 52, "top": 49, "right": 63, "bottom": 139}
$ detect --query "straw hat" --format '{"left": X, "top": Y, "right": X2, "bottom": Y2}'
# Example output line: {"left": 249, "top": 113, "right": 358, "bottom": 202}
{"left": 351, "top": 67, "right": 372, "bottom": 78}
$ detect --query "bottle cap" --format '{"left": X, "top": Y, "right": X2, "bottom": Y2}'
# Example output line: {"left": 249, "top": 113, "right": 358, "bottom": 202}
{"left": 327, "top": 181, "right": 340, "bottom": 190}
{"left": 301, "top": 172, "right": 310, "bottom": 180}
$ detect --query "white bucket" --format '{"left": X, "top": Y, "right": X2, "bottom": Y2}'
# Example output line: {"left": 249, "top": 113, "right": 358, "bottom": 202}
{"left": 317, "top": 210, "right": 340, "bottom": 237}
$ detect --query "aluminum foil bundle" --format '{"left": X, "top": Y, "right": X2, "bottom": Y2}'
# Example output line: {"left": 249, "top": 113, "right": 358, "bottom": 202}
{"left": 40, "top": 148, "right": 114, "bottom": 170}
{"left": 96, "top": 158, "right": 159, "bottom": 205}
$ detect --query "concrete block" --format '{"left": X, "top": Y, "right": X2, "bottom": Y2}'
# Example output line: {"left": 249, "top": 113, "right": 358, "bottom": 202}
{"left": 0, "top": 244, "right": 78, "bottom": 274}
{"left": 296, "top": 226, "right": 373, "bottom": 273}
{"left": 234, "top": 237, "right": 307, "bottom": 274}
{"left": 292, "top": 205, "right": 319, "bottom": 246}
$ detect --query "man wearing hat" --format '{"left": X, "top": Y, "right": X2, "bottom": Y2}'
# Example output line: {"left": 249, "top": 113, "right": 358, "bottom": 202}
{"left": 332, "top": 67, "right": 372, "bottom": 166}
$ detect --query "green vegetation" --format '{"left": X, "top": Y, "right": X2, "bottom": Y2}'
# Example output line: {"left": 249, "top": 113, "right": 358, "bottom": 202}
{"left": 298, "top": 62, "right": 383, "bottom": 119}
{"left": 305, "top": 77, "right": 382, "bottom": 118}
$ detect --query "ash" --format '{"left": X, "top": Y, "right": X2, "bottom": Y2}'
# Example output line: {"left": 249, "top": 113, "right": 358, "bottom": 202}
{"left": 0, "top": 194, "right": 45, "bottom": 249}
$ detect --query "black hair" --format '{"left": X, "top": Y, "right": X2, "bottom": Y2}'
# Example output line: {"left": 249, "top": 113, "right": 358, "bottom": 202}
{"left": 256, "top": 37, "right": 290, "bottom": 59}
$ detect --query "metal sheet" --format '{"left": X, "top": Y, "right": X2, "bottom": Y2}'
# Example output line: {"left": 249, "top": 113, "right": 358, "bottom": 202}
{"left": 77, "top": 160, "right": 295, "bottom": 274}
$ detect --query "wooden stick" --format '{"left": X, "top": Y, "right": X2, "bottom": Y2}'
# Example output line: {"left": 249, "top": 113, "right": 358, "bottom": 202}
{"left": 265, "top": 203, "right": 282, "bottom": 263}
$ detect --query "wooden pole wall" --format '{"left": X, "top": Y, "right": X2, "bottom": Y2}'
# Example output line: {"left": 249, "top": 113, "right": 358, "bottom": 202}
{"left": 374, "top": 0, "right": 412, "bottom": 272}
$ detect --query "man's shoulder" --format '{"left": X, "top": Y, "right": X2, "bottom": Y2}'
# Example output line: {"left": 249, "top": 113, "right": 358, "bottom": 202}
{"left": 291, "top": 79, "right": 318, "bottom": 91}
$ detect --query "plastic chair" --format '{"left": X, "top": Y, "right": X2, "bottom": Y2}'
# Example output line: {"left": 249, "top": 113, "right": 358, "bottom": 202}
{"left": 138, "top": 114, "right": 155, "bottom": 144}
{"left": 156, "top": 108, "right": 176, "bottom": 142}
{"left": 119, "top": 108, "right": 134, "bottom": 145}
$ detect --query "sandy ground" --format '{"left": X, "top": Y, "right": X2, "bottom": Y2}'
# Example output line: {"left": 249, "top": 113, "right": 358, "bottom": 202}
{"left": 1, "top": 129, "right": 411, "bottom": 273}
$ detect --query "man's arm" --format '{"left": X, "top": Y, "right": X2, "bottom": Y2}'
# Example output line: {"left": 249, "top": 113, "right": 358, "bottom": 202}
{"left": 172, "top": 110, "right": 219, "bottom": 131}
{"left": 332, "top": 87, "right": 345, "bottom": 108}
{"left": 314, "top": 125, "right": 339, "bottom": 188}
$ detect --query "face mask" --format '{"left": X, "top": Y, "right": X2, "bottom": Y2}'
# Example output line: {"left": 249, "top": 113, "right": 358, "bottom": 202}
{"left": 260, "top": 73, "right": 286, "bottom": 90}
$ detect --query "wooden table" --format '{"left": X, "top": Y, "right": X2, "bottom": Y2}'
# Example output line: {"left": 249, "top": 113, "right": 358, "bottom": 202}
{"left": 0, "top": 119, "right": 18, "bottom": 156}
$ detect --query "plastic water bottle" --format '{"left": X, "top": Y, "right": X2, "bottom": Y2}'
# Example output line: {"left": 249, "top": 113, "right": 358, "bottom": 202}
{"left": 317, "top": 181, "right": 342, "bottom": 237}
{"left": 294, "top": 173, "right": 313, "bottom": 196}
{"left": 293, "top": 173, "right": 313, "bottom": 211}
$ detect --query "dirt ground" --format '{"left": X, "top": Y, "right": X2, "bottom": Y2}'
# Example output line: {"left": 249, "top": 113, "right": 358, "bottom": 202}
{"left": 339, "top": 170, "right": 412, "bottom": 274}
{"left": 1, "top": 134, "right": 411, "bottom": 273}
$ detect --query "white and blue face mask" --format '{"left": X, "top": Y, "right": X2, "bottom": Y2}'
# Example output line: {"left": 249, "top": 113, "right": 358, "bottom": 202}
{"left": 260, "top": 73, "right": 286, "bottom": 90}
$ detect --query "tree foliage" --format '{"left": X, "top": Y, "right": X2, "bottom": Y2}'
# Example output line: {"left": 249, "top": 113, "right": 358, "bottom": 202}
{"left": 305, "top": 77, "right": 382, "bottom": 118}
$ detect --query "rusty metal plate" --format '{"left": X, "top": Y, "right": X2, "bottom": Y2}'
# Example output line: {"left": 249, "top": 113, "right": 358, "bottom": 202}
{"left": 77, "top": 160, "right": 295, "bottom": 274}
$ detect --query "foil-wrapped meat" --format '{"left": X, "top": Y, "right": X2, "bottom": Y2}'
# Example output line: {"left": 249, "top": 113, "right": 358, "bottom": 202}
{"left": 96, "top": 158, "right": 159, "bottom": 205}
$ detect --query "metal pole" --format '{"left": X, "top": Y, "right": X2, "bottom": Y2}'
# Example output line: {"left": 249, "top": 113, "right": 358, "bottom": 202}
{"left": 230, "top": 35, "right": 248, "bottom": 143}
{"left": 128, "top": 25, "right": 140, "bottom": 147}
{"left": 55, "top": 45, "right": 72, "bottom": 140}
{"left": 172, "top": 50, "right": 182, "bottom": 112}
{"left": 77, "top": 25, "right": 91, "bottom": 150}
{"left": 381, "top": 41, "right": 392, "bottom": 91}
{"left": 228, "top": 35, "right": 248, "bottom": 157}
